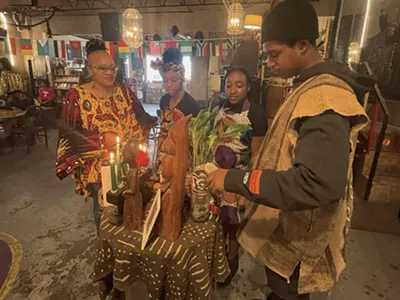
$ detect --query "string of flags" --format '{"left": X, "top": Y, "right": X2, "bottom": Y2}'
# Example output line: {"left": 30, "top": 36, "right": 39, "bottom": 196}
{"left": 1, "top": 37, "right": 239, "bottom": 59}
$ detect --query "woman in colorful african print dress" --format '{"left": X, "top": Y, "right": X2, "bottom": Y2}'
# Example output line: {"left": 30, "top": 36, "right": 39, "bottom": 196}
{"left": 56, "top": 39, "right": 154, "bottom": 233}
{"left": 213, "top": 67, "right": 267, "bottom": 286}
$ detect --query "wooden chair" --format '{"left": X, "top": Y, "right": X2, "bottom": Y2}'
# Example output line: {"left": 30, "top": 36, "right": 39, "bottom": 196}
{"left": 11, "top": 105, "right": 48, "bottom": 153}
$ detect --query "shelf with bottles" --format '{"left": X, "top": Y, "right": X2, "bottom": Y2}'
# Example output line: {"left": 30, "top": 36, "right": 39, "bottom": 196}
{"left": 53, "top": 74, "right": 80, "bottom": 91}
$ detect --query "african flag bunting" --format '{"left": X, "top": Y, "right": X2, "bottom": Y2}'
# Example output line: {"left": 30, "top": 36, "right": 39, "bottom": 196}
{"left": 66, "top": 43, "right": 73, "bottom": 60}
{"left": 118, "top": 41, "right": 129, "bottom": 59}
{"left": 5, "top": 38, "right": 17, "bottom": 55}
{"left": 165, "top": 40, "right": 177, "bottom": 49}
{"left": 37, "top": 39, "right": 50, "bottom": 56}
{"left": 210, "top": 40, "right": 219, "bottom": 56}
{"left": 105, "top": 41, "right": 115, "bottom": 58}
{"left": 54, "top": 40, "right": 67, "bottom": 59}
{"left": 195, "top": 41, "right": 208, "bottom": 56}
{"left": 20, "top": 39, "right": 33, "bottom": 56}
{"left": 132, "top": 47, "right": 143, "bottom": 59}
{"left": 70, "top": 40, "right": 82, "bottom": 58}
{"left": 1, "top": 37, "right": 245, "bottom": 59}
{"left": 222, "top": 41, "right": 228, "bottom": 57}
{"left": 149, "top": 41, "right": 161, "bottom": 56}
{"left": 160, "top": 42, "right": 166, "bottom": 55}
{"left": 180, "top": 41, "right": 192, "bottom": 57}
{"left": 226, "top": 38, "right": 234, "bottom": 57}
{"left": 142, "top": 42, "right": 149, "bottom": 56}
{"left": 212, "top": 40, "right": 226, "bottom": 57}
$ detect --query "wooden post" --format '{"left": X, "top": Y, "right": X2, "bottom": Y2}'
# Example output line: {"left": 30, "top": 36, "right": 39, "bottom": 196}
{"left": 328, "top": 0, "right": 344, "bottom": 60}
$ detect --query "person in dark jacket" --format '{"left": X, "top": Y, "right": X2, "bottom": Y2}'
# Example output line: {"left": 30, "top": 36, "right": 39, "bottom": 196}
{"left": 206, "top": 1, "right": 371, "bottom": 299}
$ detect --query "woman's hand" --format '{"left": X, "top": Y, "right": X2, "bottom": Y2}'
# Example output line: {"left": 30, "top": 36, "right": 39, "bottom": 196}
{"left": 103, "top": 132, "right": 118, "bottom": 150}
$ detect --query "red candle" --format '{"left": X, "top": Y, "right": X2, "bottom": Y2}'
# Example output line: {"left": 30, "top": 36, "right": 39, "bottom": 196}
{"left": 136, "top": 144, "right": 149, "bottom": 168}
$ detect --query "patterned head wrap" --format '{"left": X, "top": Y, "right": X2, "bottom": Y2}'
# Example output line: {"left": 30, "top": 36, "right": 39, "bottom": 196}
{"left": 151, "top": 58, "right": 185, "bottom": 81}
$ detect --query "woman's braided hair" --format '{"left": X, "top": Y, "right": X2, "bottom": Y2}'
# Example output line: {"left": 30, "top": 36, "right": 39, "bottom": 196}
{"left": 85, "top": 38, "right": 107, "bottom": 57}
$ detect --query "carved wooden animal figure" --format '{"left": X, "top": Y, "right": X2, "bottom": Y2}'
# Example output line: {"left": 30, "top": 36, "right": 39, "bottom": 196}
{"left": 156, "top": 115, "right": 190, "bottom": 241}
{"left": 121, "top": 138, "right": 143, "bottom": 231}
{"left": 123, "top": 168, "right": 143, "bottom": 231}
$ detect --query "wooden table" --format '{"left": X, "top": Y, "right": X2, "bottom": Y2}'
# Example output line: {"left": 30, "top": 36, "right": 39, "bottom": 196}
{"left": 0, "top": 108, "right": 25, "bottom": 120}
{"left": 0, "top": 108, "right": 25, "bottom": 141}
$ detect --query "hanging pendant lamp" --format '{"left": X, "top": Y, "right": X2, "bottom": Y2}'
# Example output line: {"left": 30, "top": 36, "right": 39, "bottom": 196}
{"left": 227, "top": 3, "right": 245, "bottom": 36}
{"left": 122, "top": 8, "right": 143, "bottom": 48}
{"left": 348, "top": 42, "right": 361, "bottom": 64}
{"left": 244, "top": 15, "right": 262, "bottom": 30}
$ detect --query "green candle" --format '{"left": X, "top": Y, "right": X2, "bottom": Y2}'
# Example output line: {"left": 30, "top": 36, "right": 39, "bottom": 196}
{"left": 109, "top": 152, "right": 117, "bottom": 192}
{"left": 116, "top": 136, "right": 122, "bottom": 186}
{"left": 123, "top": 163, "right": 129, "bottom": 175}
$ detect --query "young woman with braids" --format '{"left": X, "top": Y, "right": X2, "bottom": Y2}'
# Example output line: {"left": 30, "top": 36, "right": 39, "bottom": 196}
{"left": 56, "top": 38, "right": 155, "bottom": 233}
{"left": 152, "top": 48, "right": 199, "bottom": 182}
{"left": 212, "top": 67, "right": 268, "bottom": 286}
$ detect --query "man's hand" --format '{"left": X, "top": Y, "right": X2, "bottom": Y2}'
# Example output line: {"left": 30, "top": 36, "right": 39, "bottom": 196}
{"left": 205, "top": 169, "right": 229, "bottom": 194}
{"left": 221, "top": 192, "right": 238, "bottom": 204}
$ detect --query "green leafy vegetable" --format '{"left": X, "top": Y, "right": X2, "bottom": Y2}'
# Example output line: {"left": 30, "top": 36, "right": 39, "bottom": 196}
{"left": 188, "top": 105, "right": 251, "bottom": 166}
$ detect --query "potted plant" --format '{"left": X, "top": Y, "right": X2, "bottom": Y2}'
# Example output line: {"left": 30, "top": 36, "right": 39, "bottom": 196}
{"left": 188, "top": 106, "right": 250, "bottom": 222}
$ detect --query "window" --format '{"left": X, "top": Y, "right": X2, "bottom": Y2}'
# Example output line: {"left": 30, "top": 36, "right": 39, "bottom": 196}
{"left": 183, "top": 56, "right": 191, "bottom": 81}
{"left": 146, "top": 55, "right": 192, "bottom": 83}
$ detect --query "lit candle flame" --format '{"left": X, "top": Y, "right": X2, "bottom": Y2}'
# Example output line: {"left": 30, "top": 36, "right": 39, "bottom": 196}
{"left": 116, "top": 136, "right": 120, "bottom": 144}
{"left": 138, "top": 144, "right": 148, "bottom": 152}
{"left": 110, "top": 152, "right": 114, "bottom": 160}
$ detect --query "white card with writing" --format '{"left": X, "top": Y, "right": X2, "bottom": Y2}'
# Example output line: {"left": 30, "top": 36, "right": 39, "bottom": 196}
{"left": 141, "top": 188, "right": 161, "bottom": 250}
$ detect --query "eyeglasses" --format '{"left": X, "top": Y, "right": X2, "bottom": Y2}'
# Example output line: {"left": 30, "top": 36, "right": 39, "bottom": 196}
{"left": 89, "top": 65, "right": 118, "bottom": 74}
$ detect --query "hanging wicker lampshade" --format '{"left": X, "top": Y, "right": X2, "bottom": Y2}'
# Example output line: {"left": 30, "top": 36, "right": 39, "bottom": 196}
{"left": 348, "top": 42, "right": 361, "bottom": 63}
{"left": 227, "top": 3, "right": 245, "bottom": 36}
{"left": 122, "top": 8, "right": 143, "bottom": 48}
